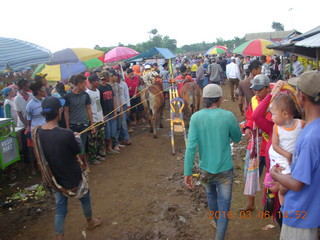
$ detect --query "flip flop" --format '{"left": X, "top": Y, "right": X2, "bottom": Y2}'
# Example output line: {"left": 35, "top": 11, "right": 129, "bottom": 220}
{"left": 107, "top": 150, "right": 119, "bottom": 155}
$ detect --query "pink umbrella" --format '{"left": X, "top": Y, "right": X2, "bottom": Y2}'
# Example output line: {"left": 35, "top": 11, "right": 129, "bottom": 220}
{"left": 104, "top": 47, "right": 139, "bottom": 62}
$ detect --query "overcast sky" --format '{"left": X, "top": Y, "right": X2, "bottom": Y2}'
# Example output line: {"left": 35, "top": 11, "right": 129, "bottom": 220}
{"left": 2, "top": 0, "right": 318, "bottom": 52}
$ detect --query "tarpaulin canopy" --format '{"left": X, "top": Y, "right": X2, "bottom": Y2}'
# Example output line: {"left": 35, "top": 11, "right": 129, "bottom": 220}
{"left": 0, "top": 37, "right": 52, "bottom": 71}
{"left": 128, "top": 47, "right": 176, "bottom": 61}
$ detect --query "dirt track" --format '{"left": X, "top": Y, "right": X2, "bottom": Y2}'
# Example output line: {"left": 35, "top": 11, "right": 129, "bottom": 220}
{"left": 0, "top": 83, "right": 280, "bottom": 240}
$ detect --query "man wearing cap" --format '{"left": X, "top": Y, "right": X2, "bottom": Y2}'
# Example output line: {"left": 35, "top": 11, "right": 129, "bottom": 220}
{"left": 241, "top": 74, "right": 271, "bottom": 211}
{"left": 226, "top": 56, "right": 241, "bottom": 101}
{"left": 35, "top": 97, "right": 101, "bottom": 239}
{"left": 160, "top": 62, "right": 171, "bottom": 101}
{"left": 184, "top": 84, "right": 242, "bottom": 240}
{"left": 271, "top": 71, "right": 320, "bottom": 240}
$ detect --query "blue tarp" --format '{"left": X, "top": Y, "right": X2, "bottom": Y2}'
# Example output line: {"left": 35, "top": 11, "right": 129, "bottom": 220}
{"left": 0, "top": 37, "right": 52, "bottom": 71}
{"left": 128, "top": 47, "right": 176, "bottom": 61}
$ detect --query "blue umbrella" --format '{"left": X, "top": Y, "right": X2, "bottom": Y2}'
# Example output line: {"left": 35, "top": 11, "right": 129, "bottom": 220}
{"left": 0, "top": 37, "right": 52, "bottom": 71}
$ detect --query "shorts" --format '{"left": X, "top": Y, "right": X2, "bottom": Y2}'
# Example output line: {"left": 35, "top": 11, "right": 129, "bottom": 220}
{"left": 130, "top": 96, "right": 144, "bottom": 113}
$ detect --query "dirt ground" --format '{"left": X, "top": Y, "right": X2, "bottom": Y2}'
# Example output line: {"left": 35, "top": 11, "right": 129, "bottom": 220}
{"left": 0, "top": 83, "right": 281, "bottom": 240}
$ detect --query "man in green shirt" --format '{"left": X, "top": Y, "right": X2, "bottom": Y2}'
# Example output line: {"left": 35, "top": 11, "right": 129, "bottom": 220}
{"left": 184, "top": 84, "right": 242, "bottom": 240}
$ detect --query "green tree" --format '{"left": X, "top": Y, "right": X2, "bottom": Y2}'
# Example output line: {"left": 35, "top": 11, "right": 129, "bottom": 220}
{"left": 272, "top": 21, "right": 284, "bottom": 31}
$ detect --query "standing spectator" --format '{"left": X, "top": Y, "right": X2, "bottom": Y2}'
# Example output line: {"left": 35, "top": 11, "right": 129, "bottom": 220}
{"left": 117, "top": 72, "right": 131, "bottom": 145}
{"left": 291, "top": 55, "right": 304, "bottom": 77}
{"left": 52, "top": 82, "right": 67, "bottom": 128}
{"left": 34, "top": 73, "right": 51, "bottom": 96}
{"left": 26, "top": 81, "right": 47, "bottom": 175}
{"left": 208, "top": 58, "right": 223, "bottom": 85}
{"left": 128, "top": 68, "right": 145, "bottom": 125}
{"left": 160, "top": 62, "right": 171, "bottom": 104}
{"left": 108, "top": 69, "right": 124, "bottom": 151}
{"left": 2, "top": 87, "right": 18, "bottom": 125}
{"left": 86, "top": 74, "right": 106, "bottom": 165}
{"left": 196, "top": 60, "right": 205, "bottom": 89}
{"left": 239, "top": 56, "right": 245, "bottom": 80}
{"left": 14, "top": 78, "right": 33, "bottom": 163}
{"left": 184, "top": 84, "right": 242, "bottom": 240}
{"left": 152, "top": 63, "right": 160, "bottom": 74}
{"left": 237, "top": 60, "right": 262, "bottom": 116}
{"left": 241, "top": 74, "right": 271, "bottom": 211}
{"left": 260, "top": 55, "right": 271, "bottom": 78}
{"left": 217, "top": 56, "right": 227, "bottom": 84}
{"left": 64, "top": 74, "right": 94, "bottom": 160}
{"left": 271, "top": 57, "right": 282, "bottom": 82}
{"left": 174, "top": 64, "right": 181, "bottom": 78}
{"left": 271, "top": 71, "right": 320, "bottom": 240}
{"left": 226, "top": 56, "right": 240, "bottom": 101}
{"left": 34, "top": 97, "right": 101, "bottom": 240}
{"left": 98, "top": 71, "right": 118, "bottom": 154}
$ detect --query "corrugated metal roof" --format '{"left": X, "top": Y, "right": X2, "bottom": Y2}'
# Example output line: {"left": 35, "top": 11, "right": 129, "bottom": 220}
{"left": 291, "top": 25, "right": 320, "bottom": 41}
{"left": 0, "top": 37, "right": 51, "bottom": 71}
{"left": 245, "top": 30, "right": 297, "bottom": 41}
{"left": 295, "top": 32, "right": 320, "bottom": 47}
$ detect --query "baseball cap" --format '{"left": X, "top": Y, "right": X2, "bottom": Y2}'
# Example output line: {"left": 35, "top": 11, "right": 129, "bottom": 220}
{"left": 34, "top": 73, "right": 47, "bottom": 81}
{"left": 288, "top": 77, "right": 299, "bottom": 87}
{"left": 231, "top": 56, "right": 235, "bottom": 60}
{"left": 250, "top": 74, "right": 270, "bottom": 91}
{"left": 42, "top": 97, "right": 65, "bottom": 114}
{"left": 89, "top": 74, "right": 100, "bottom": 83}
{"left": 297, "top": 71, "right": 320, "bottom": 98}
{"left": 144, "top": 64, "right": 151, "bottom": 70}
{"left": 203, "top": 84, "right": 223, "bottom": 98}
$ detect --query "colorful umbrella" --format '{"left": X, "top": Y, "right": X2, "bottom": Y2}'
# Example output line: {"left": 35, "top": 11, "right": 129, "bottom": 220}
{"left": 48, "top": 48, "right": 104, "bottom": 65}
{"left": 0, "top": 37, "right": 52, "bottom": 71}
{"left": 104, "top": 47, "right": 139, "bottom": 62}
{"left": 32, "top": 61, "right": 87, "bottom": 82}
{"left": 205, "top": 46, "right": 228, "bottom": 55}
{"left": 233, "top": 39, "right": 275, "bottom": 56}
{"left": 83, "top": 56, "right": 105, "bottom": 69}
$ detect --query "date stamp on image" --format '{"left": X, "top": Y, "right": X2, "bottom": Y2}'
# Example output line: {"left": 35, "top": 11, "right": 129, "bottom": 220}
{"left": 209, "top": 210, "right": 307, "bottom": 220}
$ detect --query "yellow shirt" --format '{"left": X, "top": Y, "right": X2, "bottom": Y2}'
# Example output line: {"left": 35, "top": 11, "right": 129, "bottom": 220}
{"left": 191, "top": 64, "right": 197, "bottom": 72}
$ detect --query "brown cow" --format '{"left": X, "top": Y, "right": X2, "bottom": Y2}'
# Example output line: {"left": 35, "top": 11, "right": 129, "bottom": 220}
{"left": 141, "top": 80, "right": 164, "bottom": 138}
{"left": 179, "top": 81, "right": 201, "bottom": 127}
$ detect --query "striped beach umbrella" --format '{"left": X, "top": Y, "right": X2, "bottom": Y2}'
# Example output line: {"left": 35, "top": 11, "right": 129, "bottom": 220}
{"left": 233, "top": 39, "right": 275, "bottom": 56}
{"left": 205, "top": 45, "right": 228, "bottom": 55}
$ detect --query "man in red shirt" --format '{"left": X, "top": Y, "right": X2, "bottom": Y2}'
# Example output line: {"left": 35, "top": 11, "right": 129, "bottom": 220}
{"left": 125, "top": 68, "right": 143, "bottom": 125}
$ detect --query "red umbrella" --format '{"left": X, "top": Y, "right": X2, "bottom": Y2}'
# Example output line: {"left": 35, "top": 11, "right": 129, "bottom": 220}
{"left": 104, "top": 47, "right": 139, "bottom": 63}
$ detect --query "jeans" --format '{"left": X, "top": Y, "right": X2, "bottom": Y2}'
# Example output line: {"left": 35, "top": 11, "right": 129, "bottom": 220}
{"left": 119, "top": 104, "right": 130, "bottom": 141}
{"left": 113, "top": 112, "right": 122, "bottom": 146}
{"left": 200, "top": 168, "right": 233, "bottom": 240}
{"left": 54, "top": 191, "right": 92, "bottom": 235}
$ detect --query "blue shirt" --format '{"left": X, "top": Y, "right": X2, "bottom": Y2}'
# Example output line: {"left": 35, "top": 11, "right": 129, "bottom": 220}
{"left": 282, "top": 118, "right": 320, "bottom": 228}
{"left": 184, "top": 108, "right": 242, "bottom": 175}
{"left": 26, "top": 97, "right": 46, "bottom": 132}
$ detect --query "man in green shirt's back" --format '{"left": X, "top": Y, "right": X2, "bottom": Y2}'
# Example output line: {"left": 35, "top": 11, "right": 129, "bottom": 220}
{"left": 184, "top": 84, "right": 242, "bottom": 240}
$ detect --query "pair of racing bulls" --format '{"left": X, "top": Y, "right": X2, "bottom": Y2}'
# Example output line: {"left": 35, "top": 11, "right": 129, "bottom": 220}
{"left": 141, "top": 79, "right": 201, "bottom": 138}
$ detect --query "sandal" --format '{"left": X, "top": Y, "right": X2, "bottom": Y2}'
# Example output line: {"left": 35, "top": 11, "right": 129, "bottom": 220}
{"left": 107, "top": 150, "right": 119, "bottom": 154}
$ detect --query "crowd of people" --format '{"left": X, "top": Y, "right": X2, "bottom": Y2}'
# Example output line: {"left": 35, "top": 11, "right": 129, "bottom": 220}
{"left": 0, "top": 52, "right": 319, "bottom": 239}
{"left": 184, "top": 52, "right": 320, "bottom": 240}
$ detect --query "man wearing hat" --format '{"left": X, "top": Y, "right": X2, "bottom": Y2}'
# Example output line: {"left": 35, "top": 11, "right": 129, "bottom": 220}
{"left": 35, "top": 73, "right": 52, "bottom": 97}
{"left": 184, "top": 84, "right": 242, "bottom": 240}
{"left": 241, "top": 74, "right": 271, "bottom": 211}
{"left": 271, "top": 71, "right": 320, "bottom": 240}
{"left": 226, "top": 56, "right": 241, "bottom": 101}
{"left": 35, "top": 97, "right": 102, "bottom": 239}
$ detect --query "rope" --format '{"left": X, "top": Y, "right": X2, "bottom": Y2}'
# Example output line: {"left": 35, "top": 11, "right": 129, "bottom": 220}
{"left": 79, "top": 81, "right": 180, "bottom": 135}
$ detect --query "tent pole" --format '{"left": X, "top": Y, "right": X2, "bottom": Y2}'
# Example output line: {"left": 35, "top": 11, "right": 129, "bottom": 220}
{"left": 317, "top": 48, "right": 319, "bottom": 71}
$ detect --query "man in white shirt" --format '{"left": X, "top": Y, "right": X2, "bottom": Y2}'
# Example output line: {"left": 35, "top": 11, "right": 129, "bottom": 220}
{"left": 86, "top": 74, "right": 106, "bottom": 165}
{"left": 291, "top": 55, "right": 304, "bottom": 77}
{"left": 226, "top": 57, "right": 240, "bottom": 101}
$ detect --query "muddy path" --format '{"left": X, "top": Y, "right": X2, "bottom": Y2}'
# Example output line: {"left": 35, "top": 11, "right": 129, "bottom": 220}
{"left": 0, "top": 83, "right": 280, "bottom": 240}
